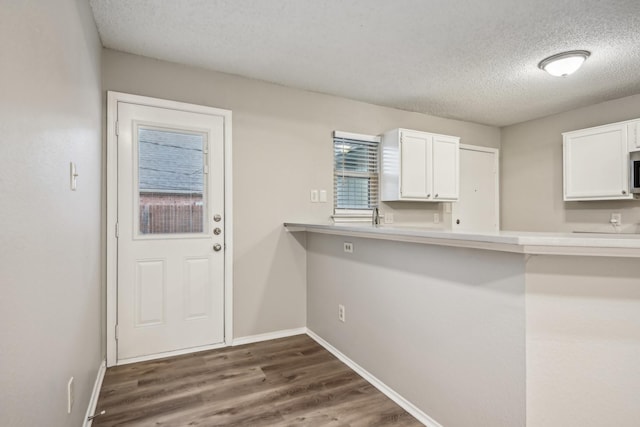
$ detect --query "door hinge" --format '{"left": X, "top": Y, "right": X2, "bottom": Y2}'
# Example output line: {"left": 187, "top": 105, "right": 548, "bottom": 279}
{"left": 115, "top": 324, "right": 119, "bottom": 340}
{"left": 115, "top": 221, "right": 119, "bottom": 238}
{"left": 115, "top": 120, "right": 119, "bottom": 136}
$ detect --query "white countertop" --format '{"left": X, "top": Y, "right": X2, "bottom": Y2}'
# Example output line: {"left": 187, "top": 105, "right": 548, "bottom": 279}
{"left": 284, "top": 222, "right": 640, "bottom": 257}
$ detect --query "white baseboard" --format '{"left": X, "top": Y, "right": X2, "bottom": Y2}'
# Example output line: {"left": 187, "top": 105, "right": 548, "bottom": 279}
{"left": 232, "top": 327, "right": 308, "bottom": 346}
{"left": 83, "top": 360, "right": 106, "bottom": 427}
{"left": 306, "top": 330, "right": 442, "bottom": 427}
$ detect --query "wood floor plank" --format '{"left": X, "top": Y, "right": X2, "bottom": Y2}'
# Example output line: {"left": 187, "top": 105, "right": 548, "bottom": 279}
{"left": 93, "top": 335, "right": 423, "bottom": 426}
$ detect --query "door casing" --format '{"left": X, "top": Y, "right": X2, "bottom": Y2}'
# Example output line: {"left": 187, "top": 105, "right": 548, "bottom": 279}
{"left": 106, "top": 91, "right": 233, "bottom": 367}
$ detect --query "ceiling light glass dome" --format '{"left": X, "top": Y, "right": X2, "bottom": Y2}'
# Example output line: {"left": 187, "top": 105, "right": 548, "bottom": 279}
{"left": 538, "top": 50, "right": 591, "bottom": 77}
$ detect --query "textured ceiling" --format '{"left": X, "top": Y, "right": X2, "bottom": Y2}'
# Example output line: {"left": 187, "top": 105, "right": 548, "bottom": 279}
{"left": 90, "top": 0, "right": 640, "bottom": 127}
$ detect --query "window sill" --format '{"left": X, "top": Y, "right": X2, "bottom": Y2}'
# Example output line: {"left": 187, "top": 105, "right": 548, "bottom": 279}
{"left": 332, "top": 213, "right": 372, "bottom": 223}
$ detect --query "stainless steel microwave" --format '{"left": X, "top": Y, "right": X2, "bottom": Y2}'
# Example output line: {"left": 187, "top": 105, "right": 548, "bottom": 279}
{"left": 631, "top": 151, "right": 640, "bottom": 194}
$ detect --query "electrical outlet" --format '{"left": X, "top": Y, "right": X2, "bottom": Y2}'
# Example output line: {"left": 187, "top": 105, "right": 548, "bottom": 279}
{"left": 344, "top": 242, "right": 353, "bottom": 253}
{"left": 338, "top": 304, "right": 346, "bottom": 322}
{"left": 384, "top": 212, "right": 394, "bottom": 224}
{"left": 610, "top": 213, "right": 622, "bottom": 225}
{"left": 433, "top": 213, "right": 440, "bottom": 224}
{"left": 67, "top": 377, "right": 74, "bottom": 414}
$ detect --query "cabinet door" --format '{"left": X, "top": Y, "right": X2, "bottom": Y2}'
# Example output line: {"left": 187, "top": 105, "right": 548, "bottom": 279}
{"left": 400, "top": 131, "right": 431, "bottom": 199}
{"left": 432, "top": 135, "right": 459, "bottom": 201}
{"left": 564, "top": 124, "right": 630, "bottom": 200}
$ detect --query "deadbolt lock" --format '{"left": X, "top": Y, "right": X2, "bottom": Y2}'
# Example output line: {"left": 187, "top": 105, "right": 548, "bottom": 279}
{"left": 213, "top": 227, "right": 222, "bottom": 235}
{"left": 213, "top": 244, "right": 222, "bottom": 252}
{"left": 214, "top": 214, "right": 222, "bottom": 222}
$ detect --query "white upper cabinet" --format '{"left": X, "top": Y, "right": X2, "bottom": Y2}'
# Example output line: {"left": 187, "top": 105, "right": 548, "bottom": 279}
{"left": 381, "top": 128, "right": 459, "bottom": 202}
{"left": 399, "top": 130, "right": 431, "bottom": 198}
{"left": 432, "top": 134, "right": 460, "bottom": 200}
{"left": 563, "top": 122, "right": 632, "bottom": 201}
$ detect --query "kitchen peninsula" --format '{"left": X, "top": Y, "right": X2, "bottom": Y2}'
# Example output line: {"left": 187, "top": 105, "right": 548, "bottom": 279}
{"left": 286, "top": 222, "right": 640, "bottom": 427}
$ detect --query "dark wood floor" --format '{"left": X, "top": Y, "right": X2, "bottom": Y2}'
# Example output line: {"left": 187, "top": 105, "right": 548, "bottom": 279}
{"left": 93, "top": 334, "right": 422, "bottom": 426}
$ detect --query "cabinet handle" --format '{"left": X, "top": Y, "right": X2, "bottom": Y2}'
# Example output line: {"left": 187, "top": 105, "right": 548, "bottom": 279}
{"left": 622, "top": 190, "right": 627, "bottom": 195}
{"left": 435, "top": 193, "right": 439, "bottom": 198}
{"left": 426, "top": 194, "right": 431, "bottom": 198}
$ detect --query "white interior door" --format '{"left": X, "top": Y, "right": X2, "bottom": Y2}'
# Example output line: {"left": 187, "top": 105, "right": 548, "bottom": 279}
{"left": 452, "top": 146, "right": 499, "bottom": 231}
{"left": 116, "top": 101, "right": 225, "bottom": 362}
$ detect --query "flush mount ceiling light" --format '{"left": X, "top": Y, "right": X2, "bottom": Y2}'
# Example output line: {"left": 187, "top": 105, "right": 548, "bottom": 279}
{"left": 538, "top": 50, "right": 591, "bottom": 77}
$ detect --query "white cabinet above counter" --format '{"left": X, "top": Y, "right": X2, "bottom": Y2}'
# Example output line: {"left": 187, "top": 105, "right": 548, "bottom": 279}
{"left": 563, "top": 118, "right": 640, "bottom": 201}
{"left": 381, "top": 128, "right": 459, "bottom": 202}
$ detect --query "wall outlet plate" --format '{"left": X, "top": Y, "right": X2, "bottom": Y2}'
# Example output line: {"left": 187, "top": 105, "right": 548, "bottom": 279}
{"left": 338, "top": 304, "right": 346, "bottom": 322}
{"left": 310, "top": 190, "right": 319, "bottom": 202}
{"left": 434, "top": 212, "right": 440, "bottom": 224}
{"left": 384, "top": 212, "right": 394, "bottom": 224}
{"left": 319, "top": 190, "right": 327, "bottom": 203}
{"left": 344, "top": 242, "right": 353, "bottom": 253}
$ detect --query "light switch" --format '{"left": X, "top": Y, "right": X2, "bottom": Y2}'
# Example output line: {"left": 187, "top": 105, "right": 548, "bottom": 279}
{"left": 310, "top": 190, "right": 319, "bottom": 202}
{"left": 319, "top": 190, "right": 327, "bottom": 203}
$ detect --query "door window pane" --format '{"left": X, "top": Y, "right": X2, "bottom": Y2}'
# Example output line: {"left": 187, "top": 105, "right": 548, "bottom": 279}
{"left": 138, "top": 127, "right": 206, "bottom": 234}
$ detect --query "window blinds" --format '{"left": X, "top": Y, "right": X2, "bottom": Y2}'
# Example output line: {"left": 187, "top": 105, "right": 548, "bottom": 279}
{"left": 333, "top": 131, "right": 380, "bottom": 211}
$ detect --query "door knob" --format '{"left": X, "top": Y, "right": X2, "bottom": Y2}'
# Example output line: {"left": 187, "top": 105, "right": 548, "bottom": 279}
{"left": 213, "top": 244, "right": 222, "bottom": 252}
{"left": 214, "top": 214, "right": 222, "bottom": 222}
{"left": 213, "top": 227, "right": 222, "bottom": 235}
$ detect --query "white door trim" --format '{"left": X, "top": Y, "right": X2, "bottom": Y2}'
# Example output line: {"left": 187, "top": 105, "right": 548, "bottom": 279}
{"left": 452, "top": 144, "right": 500, "bottom": 230}
{"left": 106, "top": 91, "right": 233, "bottom": 367}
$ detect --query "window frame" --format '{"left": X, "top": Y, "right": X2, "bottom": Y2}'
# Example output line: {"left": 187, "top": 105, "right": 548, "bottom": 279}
{"left": 332, "top": 131, "right": 381, "bottom": 222}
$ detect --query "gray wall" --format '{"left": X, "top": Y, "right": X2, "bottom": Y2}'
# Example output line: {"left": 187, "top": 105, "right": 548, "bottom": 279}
{"left": 526, "top": 255, "right": 640, "bottom": 427}
{"left": 0, "top": 1, "right": 103, "bottom": 426}
{"left": 501, "top": 94, "right": 640, "bottom": 232}
{"left": 306, "top": 233, "right": 526, "bottom": 427}
{"left": 101, "top": 49, "right": 501, "bottom": 339}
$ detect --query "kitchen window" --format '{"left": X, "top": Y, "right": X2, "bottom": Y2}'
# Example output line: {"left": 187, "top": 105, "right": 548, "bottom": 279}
{"left": 333, "top": 131, "right": 380, "bottom": 221}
